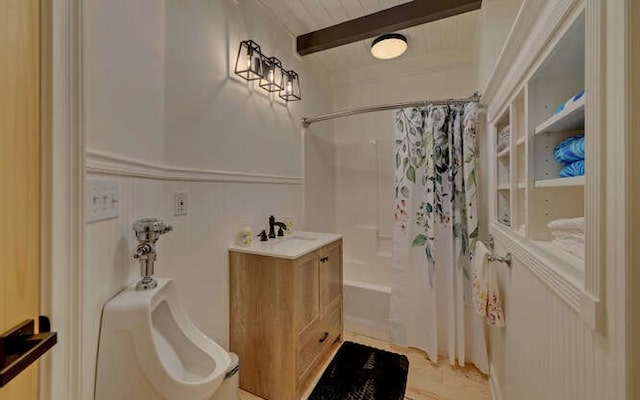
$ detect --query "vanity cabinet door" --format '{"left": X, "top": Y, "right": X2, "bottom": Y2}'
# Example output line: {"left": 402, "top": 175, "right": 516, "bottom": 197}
{"left": 296, "top": 252, "right": 321, "bottom": 335}
{"left": 320, "top": 242, "right": 342, "bottom": 315}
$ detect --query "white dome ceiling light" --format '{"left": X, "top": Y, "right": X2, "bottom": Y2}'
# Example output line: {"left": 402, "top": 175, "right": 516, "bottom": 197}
{"left": 370, "top": 34, "right": 408, "bottom": 60}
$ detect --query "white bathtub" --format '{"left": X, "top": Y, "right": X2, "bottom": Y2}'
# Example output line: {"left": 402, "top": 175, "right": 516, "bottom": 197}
{"left": 343, "top": 271, "right": 391, "bottom": 341}
{"left": 340, "top": 228, "right": 392, "bottom": 341}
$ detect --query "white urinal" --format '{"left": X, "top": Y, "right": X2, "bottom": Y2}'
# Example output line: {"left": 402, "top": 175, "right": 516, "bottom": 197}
{"left": 95, "top": 278, "right": 238, "bottom": 400}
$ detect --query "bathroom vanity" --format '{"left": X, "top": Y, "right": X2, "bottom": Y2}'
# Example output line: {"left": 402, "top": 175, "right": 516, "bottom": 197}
{"left": 229, "top": 232, "right": 343, "bottom": 400}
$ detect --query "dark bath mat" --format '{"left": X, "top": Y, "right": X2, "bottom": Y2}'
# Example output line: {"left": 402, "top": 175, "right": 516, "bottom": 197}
{"left": 309, "top": 341, "right": 409, "bottom": 400}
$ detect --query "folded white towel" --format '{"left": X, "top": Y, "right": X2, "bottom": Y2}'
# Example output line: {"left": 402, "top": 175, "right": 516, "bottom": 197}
{"left": 499, "top": 126, "right": 511, "bottom": 137}
{"left": 547, "top": 217, "right": 585, "bottom": 232}
{"left": 552, "top": 238, "right": 585, "bottom": 259}
{"left": 551, "top": 231, "right": 585, "bottom": 242}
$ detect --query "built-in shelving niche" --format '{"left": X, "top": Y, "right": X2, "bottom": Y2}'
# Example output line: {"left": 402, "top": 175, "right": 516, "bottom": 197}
{"left": 495, "top": 108, "right": 511, "bottom": 227}
{"left": 492, "top": 10, "right": 586, "bottom": 272}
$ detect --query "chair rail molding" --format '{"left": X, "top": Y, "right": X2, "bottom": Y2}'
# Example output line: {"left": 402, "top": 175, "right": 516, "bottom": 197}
{"left": 86, "top": 150, "right": 303, "bottom": 185}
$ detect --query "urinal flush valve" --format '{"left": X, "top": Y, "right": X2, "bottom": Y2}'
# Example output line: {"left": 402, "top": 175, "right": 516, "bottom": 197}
{"left": 132, "top": 218, "right": 173, "bottom": 291}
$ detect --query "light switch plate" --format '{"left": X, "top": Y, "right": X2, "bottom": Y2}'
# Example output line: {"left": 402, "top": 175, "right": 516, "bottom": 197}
{"left": 173, "top": 191, "right": 188, "bottom": 216}
{"left": 86, "top": 179, "right": 119, "bottom": 222}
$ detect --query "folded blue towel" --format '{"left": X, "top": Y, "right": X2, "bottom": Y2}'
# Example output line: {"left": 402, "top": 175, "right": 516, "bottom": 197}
{"left": 554, "top": 135, "right": 585, "bottom": 165}
{"left": 560, "top": 160, "right": 585, "bottom": 177}
{"left": 553, "top": 90, "right": 585, "bottom": 115}
{"left": 554, "top": 103, "right": 566, "bottom": 115}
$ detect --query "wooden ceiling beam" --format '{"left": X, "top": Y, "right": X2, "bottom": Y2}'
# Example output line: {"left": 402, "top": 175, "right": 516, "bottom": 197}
{"left": 296, "top": 0, "right": 482, "bottom": 56}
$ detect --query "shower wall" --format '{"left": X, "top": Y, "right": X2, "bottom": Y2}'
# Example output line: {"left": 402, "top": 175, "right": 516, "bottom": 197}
{"left": 333, "top": 50, "right": 478, "bottom": 339}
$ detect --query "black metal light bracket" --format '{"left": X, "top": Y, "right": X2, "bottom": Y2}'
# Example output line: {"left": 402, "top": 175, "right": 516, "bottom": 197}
{"left": 0, "top": 316, "right": 57, "bottom": 388}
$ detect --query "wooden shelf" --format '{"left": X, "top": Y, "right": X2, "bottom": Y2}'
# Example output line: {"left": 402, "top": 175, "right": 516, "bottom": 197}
{"left": 498, "top": 184, "right": 510, "bottom": 190}
{"left": 534, "top": 96, "right": 585, "bottom": 135}
{"left": 531, "top": 240, "right": 583, "bottom": 271}
{"left": 517, "top": 181, "right": 526, "bottom": 189}
{"left": 534, "top": 176, "right": 585, "bottom": 188}
{"left": 497, "top": 147, "right": 510, "bottom": 159}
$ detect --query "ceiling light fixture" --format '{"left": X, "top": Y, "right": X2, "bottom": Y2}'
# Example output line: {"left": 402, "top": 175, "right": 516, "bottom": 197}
{"left": 370, "top": 33, "right": 407, "bottom": 60}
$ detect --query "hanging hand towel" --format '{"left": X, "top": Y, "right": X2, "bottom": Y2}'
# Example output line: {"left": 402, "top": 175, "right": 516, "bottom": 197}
{"left": 486, "top": 260, "right": 506, "bottom": 327}
{"left": 472, "top": 241, "right": 489, "bottom": 318}
{"left": 472, "top": 241, "right": 506, "bottom": 327}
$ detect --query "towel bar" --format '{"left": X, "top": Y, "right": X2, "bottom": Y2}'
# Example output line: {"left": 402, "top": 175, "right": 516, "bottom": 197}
{"left": 487, "top": 252, "right": 512, "bottom": 268}
{"left": 482, "top": 235, "right": 512, "bottom": 268}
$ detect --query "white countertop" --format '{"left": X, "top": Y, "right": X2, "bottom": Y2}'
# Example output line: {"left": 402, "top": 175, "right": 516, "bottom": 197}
{"left": 228, "top": 231, "right": 342, "bottom": 259}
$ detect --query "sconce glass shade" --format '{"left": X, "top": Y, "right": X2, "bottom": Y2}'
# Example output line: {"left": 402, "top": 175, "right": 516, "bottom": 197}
{"left": 259, "top": 57, "right": 285, "bottom": 92}
{"left": 234, "top": 40, "right": 267, "bottom": 81}
{"left": 279, "top": 70, "right": 301, "bottom": 102}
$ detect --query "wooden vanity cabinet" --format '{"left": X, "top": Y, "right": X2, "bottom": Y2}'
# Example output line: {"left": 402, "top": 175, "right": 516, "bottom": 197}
{"left": 229, "top": 239, "right": 343, "bottom": 400}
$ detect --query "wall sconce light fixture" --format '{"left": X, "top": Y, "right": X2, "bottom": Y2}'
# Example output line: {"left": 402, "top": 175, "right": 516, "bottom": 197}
{"left": 259, "top": 57, "right": 285, "bottom": 92}
{"left": 234, "top": 40, "right": 267, "bottom": 81}
{"left": 279, "top": 70, "right": 301, "bottom": 102}
{"left": 234, "top": 40, "right": 301, "bottom": 101}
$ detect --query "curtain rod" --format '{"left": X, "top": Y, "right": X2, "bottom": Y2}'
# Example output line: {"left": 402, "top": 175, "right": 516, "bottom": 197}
{"left": 301, "top": 92, "right": 481, "bottom": 128}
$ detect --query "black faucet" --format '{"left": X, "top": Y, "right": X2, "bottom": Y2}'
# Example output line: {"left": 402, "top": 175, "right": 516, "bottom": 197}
{"left": 268, "top": 215, "right": 287, "bottom": 238}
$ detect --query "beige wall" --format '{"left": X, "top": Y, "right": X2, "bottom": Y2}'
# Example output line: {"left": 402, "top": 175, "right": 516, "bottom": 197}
{"left": 475, "top": 0, "right": 524, "bottom": 91}
{"left": 81, "top": 0, "right": 333, "bottom": 398}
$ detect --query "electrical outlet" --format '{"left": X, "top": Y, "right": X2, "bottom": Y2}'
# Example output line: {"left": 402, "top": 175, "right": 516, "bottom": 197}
{"left": 174, "top": 192, "right": 188, "bottom": 216}
{"left": 86, "top": 180, "right": 119, "bottom": 222}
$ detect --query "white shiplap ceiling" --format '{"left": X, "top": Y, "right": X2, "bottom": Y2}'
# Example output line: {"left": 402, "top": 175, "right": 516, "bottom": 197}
{"left": 257, "top": 0, "right": 414, "bottom": 36}
{"left": 256, "top": 0, "right": 480, "bottom": 75}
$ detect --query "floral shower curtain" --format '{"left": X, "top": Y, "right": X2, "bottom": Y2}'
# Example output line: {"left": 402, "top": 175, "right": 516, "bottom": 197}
{"left": 390, "top": 102, "right": 488, "bottom": 373}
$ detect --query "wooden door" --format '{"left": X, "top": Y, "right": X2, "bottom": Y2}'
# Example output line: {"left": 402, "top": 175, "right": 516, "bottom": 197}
{"left": 0, "top": 0, "right": 41, "bottom": 399}
{"left": 320, "top": 243, "right": 342, "bottom": 315}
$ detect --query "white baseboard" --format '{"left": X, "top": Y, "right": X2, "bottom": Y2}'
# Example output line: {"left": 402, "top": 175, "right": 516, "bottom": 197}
{"left": 344, "top": 315, "right": 390, "bottom": 341}
{"left": 489, "top": 363, "right": 503, "bottom": 400}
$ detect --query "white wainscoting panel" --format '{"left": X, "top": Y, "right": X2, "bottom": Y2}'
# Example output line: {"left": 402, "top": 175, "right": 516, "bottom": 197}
{"left": 82, "top": 175, "right": 166, "bottom": 400}
{"left": 489, "top": 248, "right": 613, "bottom": 400}
{"left": 82, "top": 173, "right": 304, "bottom": 400}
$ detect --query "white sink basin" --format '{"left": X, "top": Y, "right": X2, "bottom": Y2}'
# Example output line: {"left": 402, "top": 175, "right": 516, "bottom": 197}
{"left": 228, "top": 231, "right": 342, "bottom": 259}
{"left": 271, "top": 236, "right": 317, "bottom": 248}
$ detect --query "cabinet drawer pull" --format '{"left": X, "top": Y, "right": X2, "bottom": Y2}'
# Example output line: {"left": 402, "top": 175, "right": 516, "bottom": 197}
{"left": 319, "top": 332, "right": 329, "bottom": 343}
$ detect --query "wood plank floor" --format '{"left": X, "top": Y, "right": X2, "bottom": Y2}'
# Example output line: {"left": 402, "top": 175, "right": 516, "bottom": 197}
{"left": 239, "top": 331, "right": 491, "bottom": 400}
